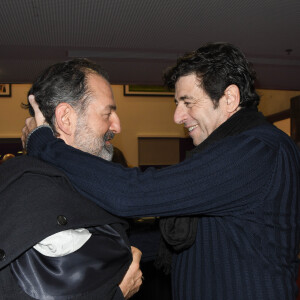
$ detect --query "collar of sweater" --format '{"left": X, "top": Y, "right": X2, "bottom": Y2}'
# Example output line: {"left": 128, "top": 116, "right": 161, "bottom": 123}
{"left": 190, "top": 107, "right": 268, "bottom": 155}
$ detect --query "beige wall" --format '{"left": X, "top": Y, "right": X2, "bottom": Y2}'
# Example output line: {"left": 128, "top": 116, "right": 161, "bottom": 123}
{"left": 257, "top": 89, "right": 300, "bottom": 116}
{"left": 273, "top": 119, "right": 290, "bottom": 136}
{"left": 0, "top": 84, "right": 31, "bottom": 138}
{"left": 257, "top": 89, "right": 300, "bottom": 138}
{"left": 111, "top": 85, "right": 184, "bottom": 166}
{"left": 1, "top": 84, "right": 299, "bottom": 166}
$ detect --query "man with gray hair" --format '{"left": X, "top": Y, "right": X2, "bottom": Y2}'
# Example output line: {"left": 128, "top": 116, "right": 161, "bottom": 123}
{"left": 0, "top": 58, "right": 142, "bottom": 300}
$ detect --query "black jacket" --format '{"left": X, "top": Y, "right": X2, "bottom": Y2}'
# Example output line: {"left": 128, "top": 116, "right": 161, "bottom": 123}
{"left": 0, "top": 156, "right": 131, "bottom": 299}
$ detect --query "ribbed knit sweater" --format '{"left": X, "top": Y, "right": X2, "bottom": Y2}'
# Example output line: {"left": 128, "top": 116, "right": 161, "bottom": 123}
{"left": 27, "top": 123, "right": 300, "bottom": 300}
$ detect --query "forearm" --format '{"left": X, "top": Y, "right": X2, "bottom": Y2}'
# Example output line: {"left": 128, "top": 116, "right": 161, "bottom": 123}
{"left": 27, "top": 127, "right": 276, "bottom": 217}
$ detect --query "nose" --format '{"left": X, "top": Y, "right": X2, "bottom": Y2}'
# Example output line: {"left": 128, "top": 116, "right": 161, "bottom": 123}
{"left": 174, "top": 102, "right": 186, "bottom": 125}
{"left": 110, "top": 111, "right": 121, "bottom": 134}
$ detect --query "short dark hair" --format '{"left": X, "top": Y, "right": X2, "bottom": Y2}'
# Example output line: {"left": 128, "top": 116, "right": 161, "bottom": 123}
{"left": 164, "top": 42, "right": 260, "bottom": 108}
{"left": 24, "top": 58, "right": 109, "bottom": 134}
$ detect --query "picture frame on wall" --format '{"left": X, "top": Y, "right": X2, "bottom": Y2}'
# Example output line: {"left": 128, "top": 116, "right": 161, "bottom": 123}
{"left": 0, "top": 84, "right": 11, "bottom": 97}
{"left": 124, "top": 85, "right": 174, "bottom": 97}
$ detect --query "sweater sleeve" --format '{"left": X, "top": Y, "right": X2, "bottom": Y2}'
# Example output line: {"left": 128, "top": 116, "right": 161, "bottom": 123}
{"left": 27, "top": 127, "right": 277, "bottom": 217}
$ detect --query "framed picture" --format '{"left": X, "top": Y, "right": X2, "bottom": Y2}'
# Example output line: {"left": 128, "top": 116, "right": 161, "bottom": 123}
{"left": 124, "top": 85, "right": 174, "bottom": 97}
{"left": 0, "top": 84, "right": 11, "bottom": 97}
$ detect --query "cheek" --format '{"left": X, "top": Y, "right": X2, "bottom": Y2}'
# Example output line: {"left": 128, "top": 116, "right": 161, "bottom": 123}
{"left": 100, "top": 120, "right": 112, "bottom": 134}
{"left": 190, "top": 109, "right": 216, "bottom": 131}
{"left": 207, "top": 111, "right": 224, "bottom": 132}
{"left": 88, "top": 117, "right": 106, "bottom": 135}
{"left": 189, "top": 108, "right": 204, "bottom": 123}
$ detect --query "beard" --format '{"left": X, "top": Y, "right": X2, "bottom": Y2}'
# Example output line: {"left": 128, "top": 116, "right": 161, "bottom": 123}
{"left": 74, "top": 116, "right": 114, "bottom": 161}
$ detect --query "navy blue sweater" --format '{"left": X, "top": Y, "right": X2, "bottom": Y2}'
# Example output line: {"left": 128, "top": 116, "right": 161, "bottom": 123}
{"left": 28, "top": 124, "right": 300, "bottom": 300}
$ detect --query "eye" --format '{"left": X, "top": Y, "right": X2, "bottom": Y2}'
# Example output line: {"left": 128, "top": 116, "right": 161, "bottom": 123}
{"left": 184, "top": 101, "right": 191, "bottom": 107}
{"left": 103, "top": 112, "right": 112, "bottom": 119}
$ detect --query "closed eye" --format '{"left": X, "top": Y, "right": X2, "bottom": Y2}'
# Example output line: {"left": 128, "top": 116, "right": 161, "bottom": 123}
{"left": 103, "top": 112, "right": 112, "bottom": 119}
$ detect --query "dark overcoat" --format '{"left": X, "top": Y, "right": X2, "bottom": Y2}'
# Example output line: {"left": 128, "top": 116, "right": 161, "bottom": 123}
{"left": 0, "top": 156, "right": 131, "bottom": 299}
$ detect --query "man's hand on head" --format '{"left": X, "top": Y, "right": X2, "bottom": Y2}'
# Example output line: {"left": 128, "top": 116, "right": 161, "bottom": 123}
{"left": 21, "top": 95, "right": 47, "bottom": 149}
{"left": 29, "top": 95, "right": 46, "bottom": 126}
{"left": 21, "top": 117, "right": 36, "bottom": 149}
{"left": 119, "top": 246, "right": 143, "bottom": 299}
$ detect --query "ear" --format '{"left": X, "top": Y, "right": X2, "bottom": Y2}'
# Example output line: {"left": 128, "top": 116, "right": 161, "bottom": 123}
{"left": 54, "top": 103, "right": 76, "bottom": 137}
{"left": 224, "top": 85, "right": 240, "bottom": 113}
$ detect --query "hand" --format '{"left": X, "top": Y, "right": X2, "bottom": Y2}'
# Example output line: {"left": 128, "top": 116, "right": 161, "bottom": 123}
{"left": 28, "top": 95, "right": 46, "bottom": 126}
{"left": 21, "top": 95, "right": 46, "bottom": 149}
{"left": 21, "top": 117, "right": 37, "bottom": 149}
{"left": 119, "top": 246, "right": 143, "bottom": 299}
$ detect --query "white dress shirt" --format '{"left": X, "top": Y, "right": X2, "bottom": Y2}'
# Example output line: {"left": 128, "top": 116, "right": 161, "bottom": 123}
{"left": 34, "top": 228, "right": 91, "bottom": 257}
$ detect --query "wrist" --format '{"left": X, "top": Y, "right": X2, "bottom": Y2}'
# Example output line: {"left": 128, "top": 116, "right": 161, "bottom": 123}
{"left": 26, "top": 125, "right": 54, "bottom": 156}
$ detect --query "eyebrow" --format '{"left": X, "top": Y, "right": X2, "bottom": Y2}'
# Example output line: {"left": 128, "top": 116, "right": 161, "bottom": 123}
{"left": 174, "top": 95, "right": 194, "bottom": 103}
{"left": 106, "top": 104, "right": 117, "bottom": 111}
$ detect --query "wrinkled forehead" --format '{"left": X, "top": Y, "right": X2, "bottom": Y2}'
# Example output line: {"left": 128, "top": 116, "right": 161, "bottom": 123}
{"left": 85, "top": 74, "right": 116, "bottom": 109}
{"left": 87, "top": 73, "right": 112, "bottom": 93}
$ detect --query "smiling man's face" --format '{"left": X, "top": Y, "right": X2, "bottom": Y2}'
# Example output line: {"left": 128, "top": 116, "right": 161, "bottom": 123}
{"left": 173, "top": 73, "right": 229, "bottom": 146}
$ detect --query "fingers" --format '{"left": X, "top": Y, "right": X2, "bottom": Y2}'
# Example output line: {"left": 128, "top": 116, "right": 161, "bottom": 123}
{"left": 125, "top": 247, "right": 143, "bottom": 299}
{"left": 21, "top": 95, "right": 46, "bottom": 149}
{"left": 28, "top": 95, "right": 46, "bottom": 126}
{"left": 119, "top": 247, "right": 143, "bottom": 299}
{"left": 124, "top": 268, "right": 143, "bottom": 299}
{"left": 130, "top": 246, "right": 143, "bottom": 286}
{"left": 21, "top": 125, "right": 28, "bottom": 149}
{"left": 21, "top": 117, "right": 37, "bottom": 150}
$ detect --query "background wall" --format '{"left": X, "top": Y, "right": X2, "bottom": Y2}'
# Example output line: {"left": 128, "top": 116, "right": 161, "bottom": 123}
{"left": 0, "top": 84, "right": 299, "bottom": 166}
{"left": 0, "top": 84, "right": 31, "bottom": 138}
{"left": 258, "top": 89, "right": 299, "bottom": 115}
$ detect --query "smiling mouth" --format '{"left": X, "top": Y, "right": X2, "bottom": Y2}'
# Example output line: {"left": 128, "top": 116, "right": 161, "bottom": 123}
{"left": 188, "top": 125, "right": 198, "bottom": 132}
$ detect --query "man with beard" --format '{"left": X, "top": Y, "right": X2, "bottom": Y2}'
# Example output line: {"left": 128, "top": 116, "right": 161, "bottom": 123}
{"left": 0, "top": 59, "right": 142, "bottom": 300}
